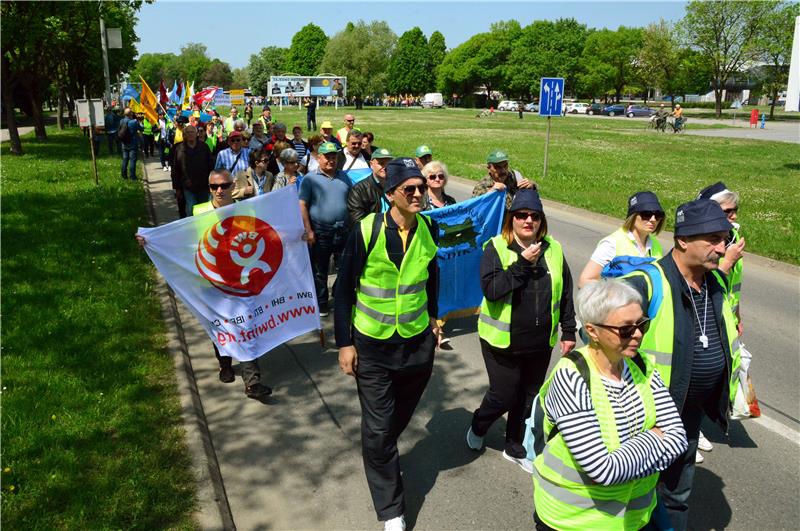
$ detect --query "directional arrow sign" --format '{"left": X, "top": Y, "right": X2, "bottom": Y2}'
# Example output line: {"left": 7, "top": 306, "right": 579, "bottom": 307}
{"left": 539, "top": 77, "right": 565, "bottom": 117}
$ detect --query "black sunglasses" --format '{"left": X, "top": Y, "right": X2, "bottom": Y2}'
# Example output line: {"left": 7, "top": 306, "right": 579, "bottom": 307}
{"left": 593, "top": 318, "right": 651, "bottom": 339}
{"left": 428, "top": 173, "right": 446, "bottom": 181}
{"left": 512, "top": 212, "right": 542, "bottom": 222}
{"left": 638, "top": 211, "right": 664, "bottom": 220}
{"left": 722, "top": 207, "right": 738, "bottom": 215}
{"left": 401, "top": 184, "right": 427, "bottom": 196}
{"left": 228, "top": 138, "right": 242, "bottom": 143}
{"left": 209, "top": 182, "right": 233, "bottom": 191}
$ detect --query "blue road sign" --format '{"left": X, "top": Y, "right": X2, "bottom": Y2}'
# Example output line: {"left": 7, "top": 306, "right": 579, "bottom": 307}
{"left": 539, "top": 77, "right": 565, "bottom": 117}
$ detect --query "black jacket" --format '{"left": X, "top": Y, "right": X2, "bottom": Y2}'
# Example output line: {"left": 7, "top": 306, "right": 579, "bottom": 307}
{"left": 336, "top": 149, "right": 371, "bottom": 171}
{"left": 626, "top": 251, "right": 733, "bottom": 430}
{"left": 171, "top": 141, "right": 214, "bottom": 194}
{"left": 347, "top": 174, "right": 385, "bottom": 223}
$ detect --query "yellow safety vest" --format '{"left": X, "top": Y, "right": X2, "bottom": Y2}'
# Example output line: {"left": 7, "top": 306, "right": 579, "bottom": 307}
{"left": 353, "top": 213, "right": 438, "bottom": 339}
{"left": 533, "top": 346, "right": 658, "bottom": 531}
{"left": 478, "top": 235, "right": 564, "bottom": 348}
{"left": 608, "top": 228, "right": 663, "bottom": 259}
{"left": 721, "top": 228, "right": 743, "bottom": 320}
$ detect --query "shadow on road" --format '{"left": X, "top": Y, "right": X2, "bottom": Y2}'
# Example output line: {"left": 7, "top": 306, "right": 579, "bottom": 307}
{"left": 688, "top": 467, "right": 733, "bottom": 530}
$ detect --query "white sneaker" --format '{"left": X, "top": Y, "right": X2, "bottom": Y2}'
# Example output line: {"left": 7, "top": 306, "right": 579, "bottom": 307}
{"left": 162, "top": 166, "right": 168, "bottom": 172}
{"left": 383, "top": 515, "right": 405, "bottom": 531}
{"left": 697, "top": 431, "right": 713, "bottom": 452}
{"left": 503, "top": 450, "right": 533, "bottom": 474}
{"left": 695, "top": 450, "right": 704, "bottom": 464}
{"left": 466, "top": 426, "right": 484, "bottom": 451}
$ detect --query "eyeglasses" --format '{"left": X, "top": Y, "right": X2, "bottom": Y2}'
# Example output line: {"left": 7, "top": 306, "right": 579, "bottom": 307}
{"left": 593, "top": 318, "right": 651, "bottom": 339}
{"left": 209, "top": 182, "right": 233, "bottom": 191}
{"left": 722, "top": 207, "right": 738, "bottom": 215}
{"left": 229, "top": 138, "right": 241, "bottom": 143}
{"left": 346, "top": 119, "right": 355, "bottom": 123}
{"left": 401, "top": 184, "right": 427, "bottom": 196}
{"left": 512, "top": 212, "right": 542, "bottom": 222}
{"left": 428, "top": 173, "right": 446, "bottom": 181}
{"left": 638, "top": 211, "right": 664, "bottom": 220}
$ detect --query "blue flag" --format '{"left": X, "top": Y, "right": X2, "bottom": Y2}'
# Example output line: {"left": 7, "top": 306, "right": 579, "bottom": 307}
{"left": 168, "top": 80, "right": 178, "bottom": 104}
{"left": 345, "top": 168, "right": 373, "bottom": 186}
{"left": 121, "top": 84, "right": 140, "bottom": 104}
{"left": 422, "top": 190, "right": 505, "bottom": 319}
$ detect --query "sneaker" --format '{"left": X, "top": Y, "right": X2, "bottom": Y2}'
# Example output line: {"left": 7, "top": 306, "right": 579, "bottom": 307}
{"left": 218, "top": 366, "right": 235, "bottom": 383}
{"left": 466, "top": 426, "right": 484, "bottom": 451}
{"left": 162, "top": 166, "right": 169, "bottom": 172}
{"left": 698, "top": 431, "right": 713, "bottom": 452}
{"left": 503, "top": 450, "right": 533, "bottom": 474}
{"left": 245, "top": 383, "right": 273, "bottom": 399}
{"left": 695, "top": 450, "right": 704, "bottom": 464}
{"left": 383, "top": 515, "right": 405, "bottom": 531}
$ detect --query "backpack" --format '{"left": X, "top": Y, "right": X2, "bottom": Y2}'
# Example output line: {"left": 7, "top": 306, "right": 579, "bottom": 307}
{"left": 117, "top": 118, "right": 132, "bottom": 144}
{"left": 601, "top": 256, "right": 664, "bottom": 318}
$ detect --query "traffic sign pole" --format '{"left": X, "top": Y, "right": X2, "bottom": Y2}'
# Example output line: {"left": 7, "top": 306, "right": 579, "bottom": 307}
{"left": 543, "top": 116, "right": 552, "bottom": 179}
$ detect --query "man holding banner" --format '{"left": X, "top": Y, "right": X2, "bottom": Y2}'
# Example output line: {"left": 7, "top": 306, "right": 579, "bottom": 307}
{"left": 334, "top": 158, "right": 440, "bottom": 531}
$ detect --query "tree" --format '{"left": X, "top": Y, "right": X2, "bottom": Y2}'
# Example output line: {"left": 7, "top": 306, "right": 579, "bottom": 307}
{"left": 319, "top": 20, "right": 397, "bottom": 108}
{"left": 387, "top": 27, "right": 432, "bottom": 95}
{"left": 202, "top": 60, "right": 233, "bottom": 87}
{"left": 638, "top": 20, "right": 682, "bottom": 106}
{"left": 284, "top": 23, "right": 328, "bottom": 75}
{"left": 131, "top": 53, "right": 180, "bottom": 87}
{"left": 682, "top": 0, "right": 775, "bottom": 117}
{"left": 231, "top": 67, "right": 250, "bottom": 90}
{"left": 755, "top": 1, "right": 799, "bottom": 118}
{"left": 248, "top": 46, "right": 287, "bottom": 96}
{"left": 427, "top": 31, "right": 447, "bottom": 92}
{"left": 579, "top": 27, "right": 642, "bottom": 102}
{"left": 178, "top": 42, "right": 211, "bottom": 85}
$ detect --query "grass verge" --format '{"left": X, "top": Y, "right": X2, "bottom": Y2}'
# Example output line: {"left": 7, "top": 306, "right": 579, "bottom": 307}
{"left": 245, "top": 105, "right": 797, "bottom": 264}
{"left": 1, "top": 127, "right": 197, "bottom": 528}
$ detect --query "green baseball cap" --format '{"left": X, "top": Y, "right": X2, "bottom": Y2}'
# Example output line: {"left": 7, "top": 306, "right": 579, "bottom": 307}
{"left": 487, "top": 149, "right": 509, "bottom": 164}
{"left": 318, "top": 141, "right": 339, "bottom": 155}
{"left": 372, "top": 147, "right": 393, "bottom": 159}
{"left": 415, "top": 145, "right": 432, "bottom": 157}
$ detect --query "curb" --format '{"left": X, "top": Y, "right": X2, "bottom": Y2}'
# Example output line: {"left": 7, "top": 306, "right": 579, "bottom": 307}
{"left": 141, "top": 156, "right": 235, "bottom": 530}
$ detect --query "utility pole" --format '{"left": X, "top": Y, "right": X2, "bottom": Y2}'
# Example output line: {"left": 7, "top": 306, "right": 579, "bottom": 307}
{"left": 100, "top": 17, "right": 112, "bottom": 105}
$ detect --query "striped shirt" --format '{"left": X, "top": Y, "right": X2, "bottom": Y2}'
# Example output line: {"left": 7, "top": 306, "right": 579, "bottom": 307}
{"left": 545, "top": 363, "right": 688, "bottom": 486}
{"left": 291, "top": 139, "right": 308, "bottom": 160}
{"left": 215, "top": 147, "right": 251, "bottom": 175}
{"left": 686, "top": 283, "right": 726, "bottom": 401}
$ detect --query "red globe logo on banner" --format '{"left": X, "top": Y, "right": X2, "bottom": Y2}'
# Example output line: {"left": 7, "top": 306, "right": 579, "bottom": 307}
{"left": 195, "top": 216, "right": 283, "bottom": 297}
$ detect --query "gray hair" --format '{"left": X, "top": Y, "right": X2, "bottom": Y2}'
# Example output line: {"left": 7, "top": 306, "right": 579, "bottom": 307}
{"left": 577, "top": 279, "right": 642, "bottom": 325}
{"left": 272, "top": 122, "right": 287, "bottom": 133}
{"left": 208, "top": 169, "right": 233, "bottom": 183}
{"left": 279, "top": 147, "right": 298, "bottom": 163}
{"left": 233, "top": 119, "right": 247, "bottom": 130}
{"left": 346, "top": 128, "right": 363, "bottom": 141}
{"left": 421, "top": 160, "right": 449, "bottom": 184}
{"left": 710, "top": 189, "right": 739, "bottom": 207}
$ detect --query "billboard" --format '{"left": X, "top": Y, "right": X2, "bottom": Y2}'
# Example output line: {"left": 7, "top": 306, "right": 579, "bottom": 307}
{"left": 269, "top": 76, "right": 347, "bottom": 98}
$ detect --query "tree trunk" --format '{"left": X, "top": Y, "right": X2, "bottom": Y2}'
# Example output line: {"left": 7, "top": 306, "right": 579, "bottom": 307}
{"left": 57, "top": 86, "right": 65, "bottom": 130}
{"left": 714, "top": 85, "right": 723, "bottom": 119}
{"left": 769, "top": 86, "right": 778, "bottom": 120}
{"left": 28, "top": 86, "right": 47, "bottom": 140}
{"left": 2, "top": 57, "right": 23, "bottom": 155}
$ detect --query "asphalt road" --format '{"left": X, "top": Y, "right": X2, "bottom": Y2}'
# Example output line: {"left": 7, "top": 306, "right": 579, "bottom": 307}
{"left": 143, "top": 159, "right": 800, "bottom": 531}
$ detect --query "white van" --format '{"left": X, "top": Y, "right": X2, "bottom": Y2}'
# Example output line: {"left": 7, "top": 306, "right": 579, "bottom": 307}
{"left": 422, "top": 93, "right": 444, "bottom": 108}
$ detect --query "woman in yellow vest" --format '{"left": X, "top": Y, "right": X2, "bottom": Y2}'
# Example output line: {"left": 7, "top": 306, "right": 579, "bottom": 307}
{"left": 579, "top": 191, "right": 665, "bottom": 288}
{"left": 334, "top": 157, "right": 440, "bottom": 531}
{"left": 467, "top": 189, "right": 576, "bottom": 474}
{"left": 533, "top": 279, "right": 687, "bottom": 530}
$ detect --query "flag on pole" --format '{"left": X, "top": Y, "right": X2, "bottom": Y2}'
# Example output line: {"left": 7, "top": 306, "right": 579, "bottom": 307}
{"left": 136, "top": 186, "right": 321, "bottom": 361}
{"left": 139, "top": 76, "right": 160, "bottom": 125}
{"left": 421, "top": 190, "right": 505, "bottom": 319}
{"left": 174, "top": 81, "right": 184, "bottom": 106}
{"left": 192, "top": 86, "right": 219, "bottom": 106}
{"left": 121, "top": 84, "right": 140, "bottom": 104}
{"left": 158, "top": 79, "right": 169, "bottom": 106}
{"left": 168, "top": 80, "right": 179, "bottom": 104}
{"left": 129, "top": 98, "right": 142, "bottom": 114}
{"left": 182, "top": 81, "right": 194, "bottom": 110}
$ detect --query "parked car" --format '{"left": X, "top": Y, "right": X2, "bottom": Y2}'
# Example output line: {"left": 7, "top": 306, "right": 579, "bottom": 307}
{"left": 566, "top": 102, "right": 589, "bottom": 114}
{"left": 626, "top": 105, "right": 655, "bottom": 117}
{"left": 497, "top": 100, "right": 520, "bottom": 111}
{"left": 524, "top": 102, "right": 539, "bottom": 112}
{"left": 421, "top": 92, "right": 444, "bottom": 108}
{"left": 586, "top": 103, "right": 604, "bottom": 115}
{"left": 602, "top": 104, "right": 626, "bottom": 116}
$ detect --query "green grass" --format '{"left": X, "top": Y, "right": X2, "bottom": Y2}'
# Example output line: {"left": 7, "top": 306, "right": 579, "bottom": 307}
{"left": 1, "top": 128, "right": 197, "bottom": 528}
{"left": 247, "top": 105, "right": 798, "bottom": 264}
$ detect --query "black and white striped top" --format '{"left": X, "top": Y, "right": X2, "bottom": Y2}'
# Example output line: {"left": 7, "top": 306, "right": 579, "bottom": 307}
{"left": 545, "top": 363, "right": 688, "bottom": 486}
{"left": 686, "top": 284, "right": 726, "bottom": 402}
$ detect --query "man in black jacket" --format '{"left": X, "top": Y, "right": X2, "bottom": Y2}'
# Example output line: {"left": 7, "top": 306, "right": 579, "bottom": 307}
{"left": 347, "top": 147, "right": 392, "bottom": 223}
{"left": 624, "top": 199, "right": 738, "bottom": 530}
{"left": 171, "top": 125, "right": 215, "bottom": 216}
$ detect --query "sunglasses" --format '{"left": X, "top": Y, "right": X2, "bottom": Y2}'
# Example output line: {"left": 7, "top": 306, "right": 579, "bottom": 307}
{"left": 401, "top": 184, "right": 427, "bottom": 196}
{"left": 722, "top": 207, "right": 738, "bottom": 215}
{"left": 638, "top": 211, "right": 664, "bottom": 220}
{"left": 228, "top": 138, "right": 241, "bottom": 143}
{"left": 428, "top": 173, "right": 446, "bottom": 181}
{"left": 594, "top": 318, "right": 651, "bottom": 339}
{"left": 209, "top": 182, "right": 233, "bottom": 191}
{"left": 512, "top": 212, "right": 542, "bottom": 222}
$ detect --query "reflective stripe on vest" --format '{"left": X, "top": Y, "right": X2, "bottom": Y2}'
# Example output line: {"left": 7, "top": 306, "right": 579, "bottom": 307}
{"left": 533, "top": 347, "right": 658, "bottom": 530}
{"left": 721, "top": 228, "right": 743, "bottom": 321}
{"left": 478, "top": 234, "right": 563, "bottom": 348}
{"left": 609, "top": 227, "right": 663, "bottom": 259}
{"left": 353, "top": 213, "right": 438, "bottom": 339}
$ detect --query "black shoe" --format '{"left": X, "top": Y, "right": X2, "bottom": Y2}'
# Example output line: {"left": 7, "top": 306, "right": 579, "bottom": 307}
{"left": 245, "top": 383, "right": 273, "bottom": 399}
{"left": 218, "top": 366, "right": 235, "bottom": 383}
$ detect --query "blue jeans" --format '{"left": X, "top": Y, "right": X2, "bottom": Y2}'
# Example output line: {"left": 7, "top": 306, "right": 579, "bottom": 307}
{"left": 310, "top": 220, "right": 349, "bottom": 310}
{"left": 106, "top": 133, "right": 118, "bottom": 154}
{"left": 121, "top": 145, "right": 137, "bottom": 180}
{"left": 184, "top": 189, "right": 210, "bottom": 216}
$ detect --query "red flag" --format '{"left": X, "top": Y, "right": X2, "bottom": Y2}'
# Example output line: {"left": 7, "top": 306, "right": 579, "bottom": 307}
{"left": 158, "top": 79, "right": 169, "bottom": 106}
{"left": 192, "top": 87, "right": 219, "bottom": 106}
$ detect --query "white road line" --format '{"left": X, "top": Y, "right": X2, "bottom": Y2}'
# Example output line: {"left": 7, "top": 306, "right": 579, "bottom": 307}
{"left": 750, "top": 415, "right": 800, "bottom": 446}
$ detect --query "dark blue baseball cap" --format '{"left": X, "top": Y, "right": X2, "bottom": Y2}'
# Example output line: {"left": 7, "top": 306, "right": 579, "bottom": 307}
{"left": 385, "top": 157, "right": 424, "bottom": 192}
{"left": 509, "top": 189, "right": 544, "bottom": 213}
{"left": 627, "top": 191, "right": 664, "bottom": 217}
{"left": 697, "top": 181, "right": 728, "bottom": 200}
{"left": 674, "top": 199, "right": 732, "bottom": 237}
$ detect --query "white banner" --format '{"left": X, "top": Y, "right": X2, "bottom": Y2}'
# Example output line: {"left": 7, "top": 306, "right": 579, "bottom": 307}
{"left": 137, "top": 187, "right": 320, "bottom": 361}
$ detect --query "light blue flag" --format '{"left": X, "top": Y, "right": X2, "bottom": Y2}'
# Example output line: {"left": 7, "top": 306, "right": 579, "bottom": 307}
{"left": 168, "top": 80, "right": 178, "bottom": 104}
{"left": 121, "top": 84, "right": 140, "bottom": 104}
{"left": 345, "top": 168, "right": 373, "bottom": 186}
{"left": 421, "top": 190, "right": 505, "bottom": 319}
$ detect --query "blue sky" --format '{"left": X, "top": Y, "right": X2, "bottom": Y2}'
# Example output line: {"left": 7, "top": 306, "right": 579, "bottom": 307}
{"left": 135, "top": 1, "right": 688, "bottom": 69}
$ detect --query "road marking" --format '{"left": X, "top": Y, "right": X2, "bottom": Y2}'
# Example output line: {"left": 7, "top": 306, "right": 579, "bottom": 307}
{"left": 751, "top": 414, "right": 800, "bottom": 446}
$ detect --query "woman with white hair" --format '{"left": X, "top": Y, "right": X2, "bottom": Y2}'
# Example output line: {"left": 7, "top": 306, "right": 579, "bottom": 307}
{"left": 421, "top": 161, "right": 456, "bottom": 210}
{"left": 273, "top": 148, "right": 303, "bottom": 191}
{"left": 532, "top": 279, "right": 687, "bottom": 531}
